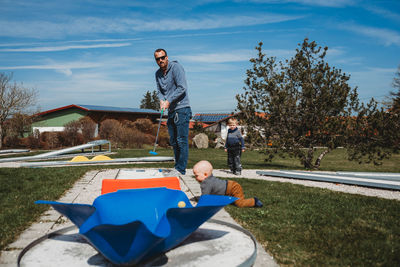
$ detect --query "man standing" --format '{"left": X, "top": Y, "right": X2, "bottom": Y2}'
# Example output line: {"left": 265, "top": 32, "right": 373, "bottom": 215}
{"left": 154, "top": 48, "right": 191, "bottom": 175}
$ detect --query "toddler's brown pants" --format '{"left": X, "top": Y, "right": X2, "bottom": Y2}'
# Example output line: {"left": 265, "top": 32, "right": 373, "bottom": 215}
{"left": 225, "top": 180, "right": 255, "bottom": 207}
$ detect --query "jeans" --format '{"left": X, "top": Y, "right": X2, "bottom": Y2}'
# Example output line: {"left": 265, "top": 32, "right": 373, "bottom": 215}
{"left": 227, "top": 146, "right": 242, "bottom": 173}
{"left": 167, "top": 107, "right": 192, "bottom": 174}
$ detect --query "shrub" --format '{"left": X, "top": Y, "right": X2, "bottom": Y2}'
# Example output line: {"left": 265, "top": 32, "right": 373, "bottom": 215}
{"left": 20, "top": 130, "right": 43, "bottom": 149}
{"left": 63, "top": 120, "right": 83, "bottom": 146}
{"left": 40, "top": 132, "right": 61, "bottom": 149}
{"left": 120, "top": 128, "right": 152, "bottom": 148}
{"left": 79, "top": 117, "right": 97, "bottom": 143}
{"left": 157, "top": 127, "right": 169, "bottom": 147}
{"left": 132, "top": 118, "right": 154, "bottom": 134}
{"left": 99, "top": 119, "right": 123, "bottom": 148}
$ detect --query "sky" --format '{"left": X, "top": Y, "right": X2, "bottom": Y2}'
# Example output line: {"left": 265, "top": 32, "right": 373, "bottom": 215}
{"left": 0, "top": 0, "right": 399, "bottom": 114}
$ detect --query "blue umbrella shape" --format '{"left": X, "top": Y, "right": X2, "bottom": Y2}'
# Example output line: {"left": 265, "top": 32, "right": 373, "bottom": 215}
{"left": 36, "top": 188, "right": 237, "bottom": 265}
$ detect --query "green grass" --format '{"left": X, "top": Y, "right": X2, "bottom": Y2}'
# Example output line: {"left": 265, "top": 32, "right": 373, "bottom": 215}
{"left": 1, "top": 147, "right": 399, "bottom": 265}
{"left": 0, "top": 167, "right": 94, "bottom": 251}
{"left": 225, "top": 178, "right": 400, "bottom": 266}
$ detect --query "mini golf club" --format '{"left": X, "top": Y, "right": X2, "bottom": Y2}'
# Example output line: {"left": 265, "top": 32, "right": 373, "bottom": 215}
{"left": 149, "top": 109, "right": 164, "bottom": 155}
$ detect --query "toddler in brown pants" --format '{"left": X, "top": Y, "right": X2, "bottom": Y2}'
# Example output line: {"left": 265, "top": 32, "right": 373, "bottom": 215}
{"left": 193, "top": 160, "right": 263, "bottom": 208}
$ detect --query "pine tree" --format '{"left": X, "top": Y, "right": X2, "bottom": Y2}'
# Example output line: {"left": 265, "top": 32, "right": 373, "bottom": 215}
{"left": 140, "top": 90, "right": 160, "bottom": 110}
{"left": 237, "top": 39, "right": 359, "bottom": 168}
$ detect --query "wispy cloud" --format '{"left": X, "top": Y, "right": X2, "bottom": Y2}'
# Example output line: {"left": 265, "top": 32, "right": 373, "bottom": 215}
{"left": 0, "top": 62, "right": 104, "bottom": 76}
{"left": 0, "top": 42, "right": 131, "bottom": 52}
{"left": 179, "top": 48, "right": 295, "bottom": 64}
{"left": 126, "top": 14, "right": 304, "bottom": 31}
{"left": 340, "top": 23, "right": 400, "bottom": 46}
{"left": 364, "top": 5, "right": 400, "bottom": 22}
{"left": 287, "top": 0, "right": 356, "bottom": 7}
{"left": 237, "top": 0, "right": 357, "bottom": 8}
{"left": 0, "top": 13, "right": 303, "bottom": 39}
{"left": 178, "top": 50, "right": 253, "bottom": 63}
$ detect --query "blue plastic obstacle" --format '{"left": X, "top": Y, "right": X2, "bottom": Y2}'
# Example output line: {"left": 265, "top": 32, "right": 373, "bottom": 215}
{"left": 36, "top": 188, "right": 237, "bottom": 265}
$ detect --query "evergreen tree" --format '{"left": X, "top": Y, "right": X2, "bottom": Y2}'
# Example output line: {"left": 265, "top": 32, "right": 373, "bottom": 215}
{"left": 237, "top": 39, "right": 359, "bottom": 168}
{"left": 346, "top": 64, "right": 400, "bottom": 164}
{"left": 140, "top": 90, "right": 160, "bottom": 110}
{"left": 390, "top": 64, "right": 400, "bottom": 112}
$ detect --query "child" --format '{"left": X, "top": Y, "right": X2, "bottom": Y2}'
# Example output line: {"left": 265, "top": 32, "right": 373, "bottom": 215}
{"left": 193, "top": 160, "right": 263, "bottom": 208}
{"left": 224, "top": 118, "right": 245, "bottom": 175}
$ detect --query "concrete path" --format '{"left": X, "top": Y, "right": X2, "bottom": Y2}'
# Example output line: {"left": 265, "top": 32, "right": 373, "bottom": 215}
{"left": 0, "top": 168, "right": 278, "bottom": 267}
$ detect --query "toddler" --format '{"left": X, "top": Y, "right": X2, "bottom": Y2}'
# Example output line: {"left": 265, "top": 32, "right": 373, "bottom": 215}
{"left": 193, "top": 160, "right": 263, "bottom": 208}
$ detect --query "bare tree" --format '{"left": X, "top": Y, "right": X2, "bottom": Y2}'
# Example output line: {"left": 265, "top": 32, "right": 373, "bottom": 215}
{"left": 0, "top": 73, "right": 37, "bottom": 149}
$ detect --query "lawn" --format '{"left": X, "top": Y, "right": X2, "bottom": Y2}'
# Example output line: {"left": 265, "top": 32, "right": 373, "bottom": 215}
{"left": 225, "top": 178, "right": 400, "bottom": 266}
{"left": 0, "top": 147, "right": 399, "bottom": 265}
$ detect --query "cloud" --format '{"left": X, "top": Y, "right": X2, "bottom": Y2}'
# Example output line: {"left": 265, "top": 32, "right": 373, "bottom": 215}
{"left": 0, "top": 42, "right": 131, "bottom": 52}
{"left": 286, "top": 0, "right": 356, "bottom": 7}
{"left": 0, "top": 62, "right": 104, "bottom": 76}
{"left": 178, "top": 48, "right": 295, "bottom": 64}
{"left": 0, "top": 13, "right": 303, "bottom": 39}
{"left": 235, "top": 0, "right": 357, "bottom": 7}
{"left": 364, "top": 5, "right": 400, "bottom": 22}
{"left": 178, "top": 50, "right": 253, "bottom": 63}
{"left": 125, "top": 14, "right": 304, "bottom": 32}
{"left": 341, "top": 23, "right": 400, "bottom": 46}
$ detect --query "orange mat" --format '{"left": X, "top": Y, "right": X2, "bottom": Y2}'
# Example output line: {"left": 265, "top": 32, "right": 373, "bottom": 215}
{"left": 101, "top": 177, "right": 181, "bottom": 195}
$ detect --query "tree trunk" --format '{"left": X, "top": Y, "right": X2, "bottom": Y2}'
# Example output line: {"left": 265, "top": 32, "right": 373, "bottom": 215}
{"left": 0, "top": 124, "right": 3, "bottom": 149}
{"left": 314, "top": 148, "right": 331, "bottom": 169}
{"left": 303, "top": 148, "right": 314, "bottom": 169}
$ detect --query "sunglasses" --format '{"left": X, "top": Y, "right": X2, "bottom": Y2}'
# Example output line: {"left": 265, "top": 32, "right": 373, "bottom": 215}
{"left": 155, "top": 55, "right": 167, "bottom": 61}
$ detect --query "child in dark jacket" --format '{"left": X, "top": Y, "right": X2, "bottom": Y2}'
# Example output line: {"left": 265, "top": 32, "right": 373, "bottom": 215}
{"left": 224, "top": 118, "right": 245, "bottom": 175}
{"left": 193, "top": 160, "right": 263, "bottom": 208}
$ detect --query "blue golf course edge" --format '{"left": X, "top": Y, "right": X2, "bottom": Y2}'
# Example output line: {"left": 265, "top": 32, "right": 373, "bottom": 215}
{"left": 36, "top": 188, "right": 237, "bottom": 265}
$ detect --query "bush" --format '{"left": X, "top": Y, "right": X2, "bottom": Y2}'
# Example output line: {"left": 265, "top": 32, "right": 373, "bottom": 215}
{"left": 20, "top": 130, "right": 43, "bottom": 149}
{"left": 3, "top": 135, "right": 21, "bottom": 148}
{"left": 79, "top": 117, "right": 96, "bottom": 143}
{"left": 99, "top": 119, "right": 123, "bottom": 148}
{"left": 63, "top": 120, "right": 83, "bottom": 146}
{"left": 132, "top": 118, "right": 154, "bottom": 134}
{"left": 157, "top": 127, "right": 169, "bottom": 148}
{"left": 120, "top": 128, "right": 152, "bottom": 148}
{"left": 40, "top": 132, "right": 61, "bottom": 149}
{"left": 99, "top": 119, "right": 157, "bottom": 149}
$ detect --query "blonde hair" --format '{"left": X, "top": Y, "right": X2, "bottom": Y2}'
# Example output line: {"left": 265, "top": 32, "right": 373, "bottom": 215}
{"left": 227, "top": 117, "right": 238, "bottom": 125}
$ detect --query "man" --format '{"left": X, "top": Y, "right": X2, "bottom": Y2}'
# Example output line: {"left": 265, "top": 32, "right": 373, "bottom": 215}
{"left": 154, "top": 48, "right": 191, "bottom": 175}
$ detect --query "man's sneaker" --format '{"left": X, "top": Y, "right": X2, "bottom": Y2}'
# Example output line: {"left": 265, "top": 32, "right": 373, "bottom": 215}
{"left": 234, "top": 171, "right": 241, "bottom": 176}
{"left": 163, "top": 169, "right": 183, "bottom": 177}
{"left": 254, "top": 197, "right": 263, "bottom": 208}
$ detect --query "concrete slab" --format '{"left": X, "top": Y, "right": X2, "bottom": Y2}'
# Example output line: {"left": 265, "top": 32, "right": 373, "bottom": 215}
{"left": 18, "top": 220, "right": 257, "bottom": 267}
{"left": 117, "top": 169, "right": 165, "bottom": 179}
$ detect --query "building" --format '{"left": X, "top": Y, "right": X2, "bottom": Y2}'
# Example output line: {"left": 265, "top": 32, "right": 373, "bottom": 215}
{"left": 32, "top": 104, "right": 163, "bottom": 135}
{"left": 192, "top": 113, "right": 241, "bottom": 139}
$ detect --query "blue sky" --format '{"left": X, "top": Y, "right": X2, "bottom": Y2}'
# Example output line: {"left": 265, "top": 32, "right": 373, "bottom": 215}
{"left": 0, "top": 0, "right": 399, "bottom": 114}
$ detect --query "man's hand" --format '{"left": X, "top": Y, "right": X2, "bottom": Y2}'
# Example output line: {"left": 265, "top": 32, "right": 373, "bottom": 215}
{"left": 160, "top": 100, "right": 170, "bottom": 110}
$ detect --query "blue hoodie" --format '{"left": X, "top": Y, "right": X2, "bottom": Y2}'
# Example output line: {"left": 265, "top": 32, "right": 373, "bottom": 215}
{"left": 225, "top": 127, "right": 245, "bottom": 149}
{"left": 155, "top": 60, "right": 190, "bottom": 112}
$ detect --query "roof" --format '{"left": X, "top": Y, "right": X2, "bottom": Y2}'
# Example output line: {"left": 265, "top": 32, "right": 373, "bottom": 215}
{"left": 35, "top": 104, "right": 161, "bottom": 117}
{"left": 192, "top": 113, "right": 235, "bottom": 123}
{"left": 160, "top": 121, "right": 210, "bottom": 129}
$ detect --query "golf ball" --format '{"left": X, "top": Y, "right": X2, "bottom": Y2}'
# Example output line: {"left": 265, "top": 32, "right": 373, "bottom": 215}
{"left": 178, "top": 201, "right": 186, "bottom": 208}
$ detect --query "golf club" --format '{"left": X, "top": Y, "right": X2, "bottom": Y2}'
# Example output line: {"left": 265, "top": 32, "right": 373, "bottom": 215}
{"left": 149, "top": 108, "right": 164, "bottom": 155}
